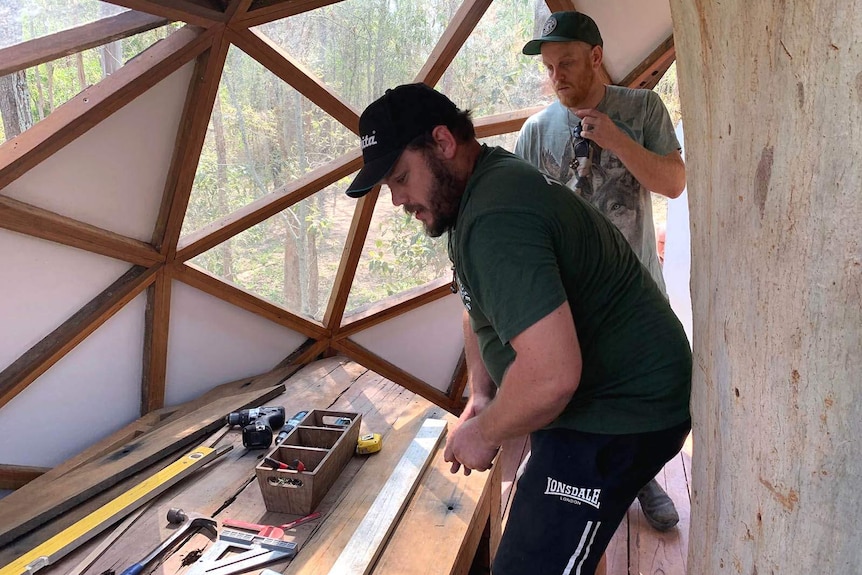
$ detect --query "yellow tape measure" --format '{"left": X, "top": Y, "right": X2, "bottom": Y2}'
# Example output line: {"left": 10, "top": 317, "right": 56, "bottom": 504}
{"left": 356, "top": 433, "right": 382, "bottom": 455}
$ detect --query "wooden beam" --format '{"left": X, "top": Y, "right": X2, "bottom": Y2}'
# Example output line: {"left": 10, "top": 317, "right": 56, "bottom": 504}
{"left": 142, "top": 268, "right": 171, "bottom": 414}
{"left": 415, "top": 0, "right": 493, "bottom": 87}
{"left": 0, "top": 25, "right": 213, "bottom": 192}
{"left": 337, "top": 276, "right": 453, "bottom": 338}
{"left": 237, "top": 0, "right": 344, "bottom": 29}
{"left": 331, "top": 338, "right": 457, "bottom": 412}
{"left": 228, "top": 27, "right": 360, "bottom": 134}
{"left": 620, "top": 35, "right": 676, "bottom": 90}
{"left": 323, "top": 188, "right": 379, "bottom": 332}
{"left": 272, "top": 337, "right": 330, "bottom": 370}
{"left": 103, "top": 0, "right": 226, "bottom": 27}
{"left": 0, "top": 11, "right": 170, "bottom": 77}
{"left": 154, "top": 31, "right": 229, "bottom": 258}
{"left": 448, "top": 349, "right": 468, "bottom": 405}
{"left": 473, "top": 105, "right": 547, "bottom": 139}
{"left": 326, "top": 418, "right": 447, "bottom": 575}
{"left": 225, "top": 0, "right": 254, "bottom": 22}
{"left": 173, "top": 263, "right": 328, "bottom": 337}
{"left": 175, "top": 150, "right": 362, "bottom": 261}
{"left": 0, "top": 265, "right": 159, "bottom": 411}
{"left": 0, "top": 196, "right": 163, "bottom": 266}
{"left": 0, "top": 465, "right": 49, "bottom": 491}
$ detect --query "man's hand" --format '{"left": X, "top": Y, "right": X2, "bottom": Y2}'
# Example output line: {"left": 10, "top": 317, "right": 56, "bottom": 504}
{"left": 443, "top": 417, "right": 499, "bottom": 476}
{"left": 575, "top": 108, "right": 626, "bottom": 152}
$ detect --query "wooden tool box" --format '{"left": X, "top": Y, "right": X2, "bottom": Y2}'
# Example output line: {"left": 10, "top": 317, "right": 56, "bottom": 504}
{"left": 255, "top": 409, "right": 361, "bottom": 515}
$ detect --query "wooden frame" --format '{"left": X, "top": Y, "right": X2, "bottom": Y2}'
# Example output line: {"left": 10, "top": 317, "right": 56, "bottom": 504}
{"left": 0, "top": 0, "right": 677, "bottom": 436}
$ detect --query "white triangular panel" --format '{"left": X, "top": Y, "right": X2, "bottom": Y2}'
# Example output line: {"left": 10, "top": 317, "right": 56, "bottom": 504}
{"left": 0, "top": 229, "right": 130, "bottom": 370}
{"left": 3, "top": 62, "right": 196, "bottom": 241}
{"left": 166, "top": 281, "right": 308, "bottom": 406}
{"left": 351, "top": 294, "right": 464, "bottom": 391}
{"left": 0, "top": 293, "right": 146, "bottom": 467}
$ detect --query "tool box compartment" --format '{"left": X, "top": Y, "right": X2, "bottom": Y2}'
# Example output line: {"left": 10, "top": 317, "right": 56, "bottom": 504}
{"left": 255, "top": 409, "right": 360, "bottom": 514}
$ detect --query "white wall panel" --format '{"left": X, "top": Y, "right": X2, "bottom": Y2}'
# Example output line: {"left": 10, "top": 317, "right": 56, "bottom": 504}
{"left": 352, "top": 294, "right": 464, "bottom": 392}
{"left": 0, "top": 229, "right": 130, "bottom": 370}
{"left": 0, "top": 294, "right": 145, "bottom": 467}
{"left": 166, "top": 281, "right": 307, "bottom": 406}
{"left": 3, "top": 63, "right": 195, "bottom": 242}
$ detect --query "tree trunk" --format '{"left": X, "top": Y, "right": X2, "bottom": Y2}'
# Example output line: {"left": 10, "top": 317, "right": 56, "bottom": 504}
{"left": 0, "top": 0, "right": 33, "bottom": 139}
{"left": 671, "top": 1, "right": 862, "bottom": 572}
{"left": 212, "top": 96, "right": 233, "bottom": 282}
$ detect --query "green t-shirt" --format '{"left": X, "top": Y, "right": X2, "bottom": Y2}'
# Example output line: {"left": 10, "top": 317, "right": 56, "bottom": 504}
{"left": 449, "top": 145, "right": 691, "bottom": 434}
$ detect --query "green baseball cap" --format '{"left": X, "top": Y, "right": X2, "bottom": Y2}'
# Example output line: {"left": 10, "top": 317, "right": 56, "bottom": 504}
{"left": 522, "top": 11, "right": 603, "bottom": 55}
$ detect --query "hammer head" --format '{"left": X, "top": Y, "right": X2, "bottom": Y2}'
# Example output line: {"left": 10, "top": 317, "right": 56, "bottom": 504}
{"left": 166, "top": 508, "right": 217, "bottom": 534}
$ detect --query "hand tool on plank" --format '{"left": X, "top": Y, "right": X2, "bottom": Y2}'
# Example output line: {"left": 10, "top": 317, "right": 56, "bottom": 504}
{"left": 118, "top": 508, "right": 217, "bottom": 575}
{"left": 222, "top": 512, "right": 322, "bottom": 538}
{"left": 0, "top": 444, "right": 230, "bottom": 575}
{"left": 185, "top": 528, "right": 297, "bottom": 575}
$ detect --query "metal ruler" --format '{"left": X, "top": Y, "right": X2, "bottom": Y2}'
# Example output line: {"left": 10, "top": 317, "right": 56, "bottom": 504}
{"left": 0, "top": 444, "right": 228, "bottom": 575}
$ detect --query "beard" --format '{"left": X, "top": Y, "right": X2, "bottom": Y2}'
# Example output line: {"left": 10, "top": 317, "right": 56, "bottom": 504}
{"left": 404, "top": 150, "right": 465, "bottom": 238}
{"left": 554, "top": 64, "right": 595, "bottom": 109}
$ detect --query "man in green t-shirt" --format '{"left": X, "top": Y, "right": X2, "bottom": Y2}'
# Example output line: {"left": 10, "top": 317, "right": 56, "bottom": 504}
{"left": 345, "top": 82, "right": 691, "bottom": 575}
{"left": 515, "top": 10, "right": 687, "bottom": 531}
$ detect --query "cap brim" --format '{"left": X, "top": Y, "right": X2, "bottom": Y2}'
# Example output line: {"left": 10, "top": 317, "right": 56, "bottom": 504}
{"left": 522, "top": 36, "right": 578, "bottom": 55}
{"left": 345, "top": 148, "right": 403, "bottom": 198}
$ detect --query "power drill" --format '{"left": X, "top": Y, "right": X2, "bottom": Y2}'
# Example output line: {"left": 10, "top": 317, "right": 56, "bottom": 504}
{"left": 226, "top": 406, "right": 285, "bottom": 449}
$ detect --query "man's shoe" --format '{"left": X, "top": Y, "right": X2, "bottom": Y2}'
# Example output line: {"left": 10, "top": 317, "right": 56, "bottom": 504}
{"left": 637, "top": 479, "right": 679, "bottom": 531}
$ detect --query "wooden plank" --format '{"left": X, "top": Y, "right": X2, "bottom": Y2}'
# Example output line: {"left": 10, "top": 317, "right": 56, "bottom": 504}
{"left": 0, "top": 465, "right": 48, "bottom": 490}
{"left": 620, "top": 35, "right": 676, "bottom": 90}
{"left": 323, "top": 188, "right": 379, "bottom": 332}
{"left": 0, "top": 265, "right": 158, "bottom": 411}
{"left": 331, "top": 338, "right": 456, "bottom": 412}
{"left": 100, "top": 0, "right": 226, "bottom": 27}
{"left": 225, "top": 0, "right": 254, "bottom": 21}
{"left": 473, "top": 106, "right": 546, "bottom": 139}
{"left": 326, "top": 418, "right": 447, "bottom": 574}
{"left": 0, "top": 196, "right": 163, "bottom": 266}
{"left": 173, "top": 263, "right": 328, "bottom": 337}
{"left": 238, "top": 0, "right": 344, "bottom": 28}
{"left": 0, "top": 384, "right": 283, "bottom": 546}
{"left": 228, "top": 27, "right": 361, "bottom": 134}
{"left": 155, "top": 31, "right": 229, "bottom": 258}
{"left": 338, "top": 276, "right": 453, "bottom": 337}
{"left": 0, "top": 11, "right": 170, "bottom": 77}
{"left": 141, "top": 267, "right": 171, "bottom": 414}
{"left": 374, "top": 443, "right": 502, "bottom": 575}
{"left": 0, "top": 25, "right": 213, "bottom": 191}
{"left": 415, "top": 0, "right": 493, "bottom": 88}
{"left": 174, "top": 150, "right": 362, "bottom": 262}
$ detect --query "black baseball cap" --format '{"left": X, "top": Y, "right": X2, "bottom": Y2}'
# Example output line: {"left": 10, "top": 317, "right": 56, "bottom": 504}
{"left": 345, "top": 83, "right": 461, "bottom": 198}
{"left": 522, "top": 11, "right": 603, "bottom": 55}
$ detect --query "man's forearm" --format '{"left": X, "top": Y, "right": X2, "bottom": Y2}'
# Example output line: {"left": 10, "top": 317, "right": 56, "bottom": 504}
{"left": 463, "top": 311, "right": 496, "bottom": 401}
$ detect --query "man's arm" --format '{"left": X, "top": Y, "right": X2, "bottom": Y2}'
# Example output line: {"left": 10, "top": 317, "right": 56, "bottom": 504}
{"left": 460, "top": 310, "right": 496, "bottom": 420}
{"left": 444, "top": 301, "right": 582, "bottom": 471}
{"left": 575, "top": 107, "right": 686, "bottom": 198}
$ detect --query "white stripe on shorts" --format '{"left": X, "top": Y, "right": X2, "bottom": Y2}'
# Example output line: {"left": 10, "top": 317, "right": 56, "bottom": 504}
{"left": 561, "top": 520, "right": 601, "bottom": 575}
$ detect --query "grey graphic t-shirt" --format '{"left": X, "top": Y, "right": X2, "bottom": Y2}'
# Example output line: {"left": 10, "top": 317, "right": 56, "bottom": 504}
{"left": 514, "top": 86, "right": 680, "bottom": 294}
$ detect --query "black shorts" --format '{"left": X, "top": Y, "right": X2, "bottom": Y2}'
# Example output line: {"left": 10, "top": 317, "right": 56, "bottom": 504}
{"left": 493, "top": 419, "right": 691, "bottom": 575}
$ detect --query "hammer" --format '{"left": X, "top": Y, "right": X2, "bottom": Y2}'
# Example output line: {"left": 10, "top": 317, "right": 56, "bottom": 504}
{"left": 118, "top": 508, "right": 217, "bottom": 575}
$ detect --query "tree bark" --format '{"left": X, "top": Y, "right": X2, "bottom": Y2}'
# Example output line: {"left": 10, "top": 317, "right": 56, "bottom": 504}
{"left": 0, "top": 0, "right": 33, "bottom": 139}
{"left": 671, "top": 1, "right": 862, "bottom": 572}
{"left": 211, "top": 95, "right": 233, "bottom": 282}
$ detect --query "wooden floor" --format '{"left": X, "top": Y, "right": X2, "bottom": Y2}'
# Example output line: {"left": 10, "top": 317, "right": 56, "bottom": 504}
{"left": 499, "top": 433, "right": 693, "bottom": 575}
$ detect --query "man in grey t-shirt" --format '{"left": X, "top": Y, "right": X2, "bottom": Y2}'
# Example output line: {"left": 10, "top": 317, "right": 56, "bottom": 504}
{"left": 515, "top": 11, "right": 687, "bottom": 533}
